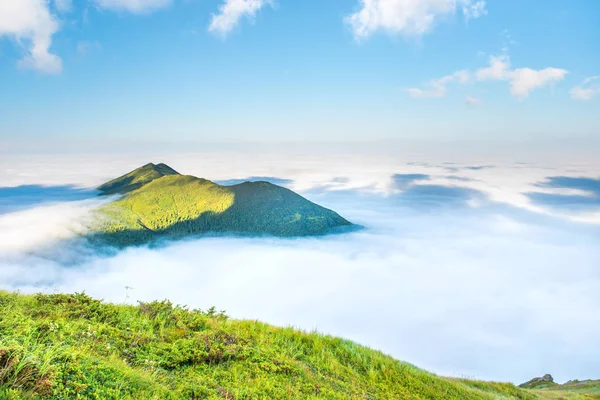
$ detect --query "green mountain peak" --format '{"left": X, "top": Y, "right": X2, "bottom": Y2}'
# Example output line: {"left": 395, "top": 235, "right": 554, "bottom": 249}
{"left": 97, "top": 162, "right": 180, "bottom": 195}
{"left": 92, "top": 163, "right": 353, "bottom": 246}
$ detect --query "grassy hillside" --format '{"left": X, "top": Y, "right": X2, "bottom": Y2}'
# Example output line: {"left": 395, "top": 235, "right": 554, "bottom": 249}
{"left": 93, "top": 164, "right": 352, "bottom": 246}
{"left": 0, "top": 290, "right": 579, "bottom": 400}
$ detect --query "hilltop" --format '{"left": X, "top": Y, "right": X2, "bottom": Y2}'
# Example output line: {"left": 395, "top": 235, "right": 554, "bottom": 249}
{"left": 520, "top": 374, "right": 600, "bottom": 398}
{"left": 93, "top": 163, "right": 353, "bottom": 246}
{"left": 1, "top": 290, "right": 590, "bottom": 400}
{"left": 97, "top": 163, "right": 180, "bottom": 195}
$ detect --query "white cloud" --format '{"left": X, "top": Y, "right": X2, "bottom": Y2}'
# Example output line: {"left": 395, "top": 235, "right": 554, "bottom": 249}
{"left": 475, "top": 54, "right": 510, "bottom": 81}
{"left": 94, "top": 0, "right": 173, "bottom": 13}
{"left": 475, "top": 54, "right": 567, "bottom": 100}
{"left": 407, "top": 70, "right": 470, "bottom": 98}
{"left": 508, "top": 67, "right": 567, "bottom": 100}
{"left": 208, "top": 0, "right": 270, "bottom": 36}
{"left": 0, "top": 0, "right": 62, "bottom": 74}
{"left": 465, "top": 95, "right": 482, "bottom": 107}
{"left": 345, "top": 0, "right": 487, "bottom": 40}
{"left": 54, "top": 0, "right": 72, "bottom": 13}
{"left": 570, "top": 76, "right": 600, "bottom": 101}
{"left": 407, "top": 53, "right": 564, "bottom": 101}
{"left": 462, "top": 0, "right": 486, "bottom": 21}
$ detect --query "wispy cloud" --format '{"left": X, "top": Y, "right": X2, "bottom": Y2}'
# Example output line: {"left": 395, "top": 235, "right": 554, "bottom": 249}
{"left": 93, "top": 0, "right": 173, "bottom": 13}
{"left": 407, "top": 70, "right": 470, "bottom": 98}
{"left": 345, "top": 0, "right": 487, "bottom": 40}
{"left": 570, "top": 76, "right": 600, "bottom": 101}
{"left": 208, "top": 0, "right": 271, "bottom": 36}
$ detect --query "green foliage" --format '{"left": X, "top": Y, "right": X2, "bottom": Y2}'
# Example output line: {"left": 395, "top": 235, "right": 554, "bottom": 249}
{"left": 92, "top": 164, "right": 353, "bottom": 246}
{"left": 0, "top": 290, "right": 571, "bottom": 399}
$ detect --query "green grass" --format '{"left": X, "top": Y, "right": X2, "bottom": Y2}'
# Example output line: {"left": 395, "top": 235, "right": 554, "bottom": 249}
{"left": 0, "top": 290, "right": 580, "bottom": 400}
{"left": 93, "top": 163, "right": 353, "bottom": 246}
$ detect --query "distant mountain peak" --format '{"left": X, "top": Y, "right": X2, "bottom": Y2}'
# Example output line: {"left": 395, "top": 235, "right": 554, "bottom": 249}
{"left": 92, "top": 163, "right": 354, "bottom": 246}
{"left": 97, "top": 162, "right": 179, "bottom": 195}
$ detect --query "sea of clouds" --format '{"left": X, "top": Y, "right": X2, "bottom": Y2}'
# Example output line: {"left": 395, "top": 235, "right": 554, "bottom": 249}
{"left": 1, "top": 145, "right": 599, "bottom": 384}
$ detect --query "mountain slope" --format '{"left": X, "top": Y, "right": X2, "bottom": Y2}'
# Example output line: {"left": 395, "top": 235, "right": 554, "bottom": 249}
{"left": 97, "top": 163, "right": 180, "bottom": 195}
{"left": 93, "top": 163, "right": 353, "bottom": 245}
{"left": 0, "top": 291, "right": 559, "bottom": 400}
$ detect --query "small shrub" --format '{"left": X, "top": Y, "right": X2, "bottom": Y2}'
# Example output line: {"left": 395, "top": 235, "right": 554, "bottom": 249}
{"left": 0, "top": 346, "right": 53, "bottom": 396}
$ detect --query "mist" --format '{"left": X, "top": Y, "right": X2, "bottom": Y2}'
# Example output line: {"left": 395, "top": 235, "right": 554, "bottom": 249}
{"left": 1, "top": 149, "right": 599, "bottom": 384}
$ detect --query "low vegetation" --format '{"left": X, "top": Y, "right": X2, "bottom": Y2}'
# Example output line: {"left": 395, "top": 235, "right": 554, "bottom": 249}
{"left": 521, "top": 376, "right": 600, "bottom": 399}
{"left": 2, "top": 291, "right": 596, "bottom": 399}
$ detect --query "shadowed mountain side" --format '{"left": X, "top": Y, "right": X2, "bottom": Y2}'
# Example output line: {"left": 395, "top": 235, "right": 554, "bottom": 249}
{"left": 88, "top": 213, "right": 357, "bottom": 247}
{"left": 0, "top": 185, "right": 97, "bottom": 215}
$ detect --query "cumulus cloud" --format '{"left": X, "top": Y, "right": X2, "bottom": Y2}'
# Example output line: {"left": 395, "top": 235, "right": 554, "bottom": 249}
{"left": 570, "top": 76, "right": 600, "bottom": 101}
{"left": 208, "top": 0, "right": 271, "bottom": 36}
{"left": 0, "top": 0, "right": 62, "bottom": 74}
{"left": 345, "top": 0, "right": 487, "bottom": 40}
{"left": 476, "top": 54, "right": 567, "bottom": 99}
{"left": 1, "top": 151, "right": 600, "bottom": 384}
{"left": 475, "top": 54, "right": 510, "bottom": 80}
{"left": 93, "top": 0, "right": 173, "bottom": 13}
{"left": 508, "top": 67, "right": 567, "bottom": 99}
{"left": 0, "top": 0, "right": 174, "bottom": 74}
{"left": 407, "top": 70, "right": 470, "bottom": 98}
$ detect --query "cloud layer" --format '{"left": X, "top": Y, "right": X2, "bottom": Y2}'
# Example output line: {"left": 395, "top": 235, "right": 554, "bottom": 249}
{"left": 1, "top": 150, "right": 599, "bottom": 384}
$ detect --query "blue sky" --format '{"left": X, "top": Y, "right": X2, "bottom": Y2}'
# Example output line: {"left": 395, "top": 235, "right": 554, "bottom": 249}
{"left": 0, "top": 0, "right": 599, "bottom": 143}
